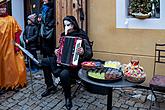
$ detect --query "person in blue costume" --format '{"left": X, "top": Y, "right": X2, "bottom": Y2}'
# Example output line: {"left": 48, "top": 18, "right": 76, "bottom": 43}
{"left": 38, "top": 0, "right": 55, "bottom": 58}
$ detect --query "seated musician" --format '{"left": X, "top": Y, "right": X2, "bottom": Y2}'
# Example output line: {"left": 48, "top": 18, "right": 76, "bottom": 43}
{"left": 41, "top": 16, "right": 93, "bottom": 110}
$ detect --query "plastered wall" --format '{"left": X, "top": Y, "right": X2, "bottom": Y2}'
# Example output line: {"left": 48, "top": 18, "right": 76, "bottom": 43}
{"left": 88, "top": 0, "right": 165, "bottom": 85}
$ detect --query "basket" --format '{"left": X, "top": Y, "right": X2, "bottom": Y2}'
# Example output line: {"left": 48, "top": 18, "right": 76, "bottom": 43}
{"left": 125, "top": 75, "right": 145, "bottom": 83}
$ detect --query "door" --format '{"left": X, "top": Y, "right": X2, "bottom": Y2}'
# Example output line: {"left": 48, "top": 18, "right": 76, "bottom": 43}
{"left": 56, "top": 0, "right": 87, "bottom": 45}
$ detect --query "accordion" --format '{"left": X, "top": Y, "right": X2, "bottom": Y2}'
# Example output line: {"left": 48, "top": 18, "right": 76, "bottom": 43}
{"left": 57, "top": 36, "right": 82, "bottom": 66}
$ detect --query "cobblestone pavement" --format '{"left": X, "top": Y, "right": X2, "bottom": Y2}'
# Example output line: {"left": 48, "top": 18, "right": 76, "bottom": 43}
{"left": 0, "top": 70, "right": 165, "bottom": 110}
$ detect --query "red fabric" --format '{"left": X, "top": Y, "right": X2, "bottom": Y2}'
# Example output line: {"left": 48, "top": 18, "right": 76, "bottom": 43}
{"left": 15, "top": 31, "right": 21, "bottom": 52}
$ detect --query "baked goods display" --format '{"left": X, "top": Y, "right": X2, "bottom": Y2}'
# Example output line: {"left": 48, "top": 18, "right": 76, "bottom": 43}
{"left": 81, "top": 61, "right": 96, "bottom": 69}
{"left": 87, "top": 67, "right": 123, "bottom": 82}
{"left": 82, "top": 60, "right": 146, "bottom": 83}
{"left": 81, "top": 61, "right": 103, "bottom": 69}
{"left": 123, "top": 60, "right": 146, "bottom": 83}
{"left": 104, "top": 61, "right": 121, "bottom": 69}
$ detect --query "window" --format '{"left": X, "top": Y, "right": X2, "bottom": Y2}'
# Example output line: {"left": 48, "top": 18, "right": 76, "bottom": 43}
{"left": 116, "top": 0, "right": 165, "bottom": 29}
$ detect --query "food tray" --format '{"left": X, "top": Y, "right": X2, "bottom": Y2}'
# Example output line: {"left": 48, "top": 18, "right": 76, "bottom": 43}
{"left": 87, "top": 68, "right": 123, "bottom": 83}
{"left": 87, "top": 74, "right": 122, "bottom": 83}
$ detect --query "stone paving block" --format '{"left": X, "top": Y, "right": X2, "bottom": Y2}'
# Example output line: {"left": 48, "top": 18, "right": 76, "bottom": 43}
{"left": 26, "top": 99, "right": 36, "bottom": 106}
{"left": 78, "top": 108, "right": 87, "bottom": 110}
{"left": 96, "top": 95, "right": 106, "bottom": 100}
{"left": 100, "top": 98, "right": 107, "bottom": 105}
{"left": 81, "top": 94, "right": 90, "bottom": 99}
{"left": 7, "top": 98, "right": 14, "bottom": 103}
{"left": 139, "top": 95, "right": 147, "bottom": 103}
{"left": 29, "top": 103, "right": 41, "bottom": 110}
{"left": 51, "top": 100, "right": 65, "bottom": 110}
{"left": 142, "top": 101, "right": 151, "bottom": 109}
{"left": 95, "top": 107, "right": 103, "bottom": 110}
{"left": 80, "top": 102, "right": 89, "bottom": 109}
{"left": 92, "top": 100, "right": 105, "bottom": 108}
{"left": 112, "top": 106, "right": 119, "bottom": 110}
{"left": 139, "top": 108, "right": 148, "bottom": 110}
{"left": 41, "top": 106, "right": 51, "bottom": 110}
{"left": 0, "top": 105, "right": 8, "bottom": 110}
{"left": 113, "top": 102, "right": 122, "bottom": 108}
{"left": 128, "top": 107, "right": 138, "bottom": 110}
{"left": 70, "top": 105, "right": 79, "bottom": 110}
{"left": 44, "top": 97, "right": 54, "bottom": 103}
{"left": 113, "top": 92, "right": 120, "bottom": 98}
{"left": 11, "top": 105, "right": 22, "bottom": 110}
{"left": 6, "top": 102, "right": 16, "bottom": 108}
{"left": 78, "top": 98, "right": 87, "bottom": 103}
{"left": 74, "top": 100, "right": 84, "bottom": 107}
{"left": 102, "top": 106, "right": 107, "bottom": 110}
{"left": 118, "top": 99, "right": 126, "bottom": 104}
{"left": 40, "top": 100, "right": 48, "bottom": 106}
{"left": 33, "top": 106, "right": 42, "bottom": 110}
{"left": 134, "top": 102, "right": 145, "bottom": 108}
{"left": 21, "top": 104, "right": 30, "bottom": 110}
{"left": 47, "top": 98, "right": 60, "bottom": 108}
{"left": 121, "top": 104, "right": 129, "bottom": 109}
{"left": 126, "top": 100, "right": 135, "bottom": 106}
{"left": 86, "top": 97, "right": 96, "bottom": 103}
{"left": 120, "top": 108, "right": 128, "bottom": 110}
{"left": 87, "top": 104, "right": 97, "bottom": 110}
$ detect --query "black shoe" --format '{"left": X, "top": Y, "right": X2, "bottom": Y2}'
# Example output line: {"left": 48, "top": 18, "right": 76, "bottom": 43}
{"left": 65, "top": 98, "right": 72, "bottom": 110}
{"left": 41, "top": 86, "right": 57, "bottom": 97}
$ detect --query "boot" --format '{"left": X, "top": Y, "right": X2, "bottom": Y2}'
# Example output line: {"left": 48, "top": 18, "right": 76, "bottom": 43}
{"left": 65, "top": 98, "right": 72, "bottom": 110}
{"left": 41, "top": 85, "right": 57, "bottom": 97}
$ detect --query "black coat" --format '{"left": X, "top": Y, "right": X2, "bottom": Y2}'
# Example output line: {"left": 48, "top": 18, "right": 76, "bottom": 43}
{"left": 23, "top": 24, "right": 38, "bottom": 50}
{"left": 39, "top": 3, "right": 55, "bottom": 56}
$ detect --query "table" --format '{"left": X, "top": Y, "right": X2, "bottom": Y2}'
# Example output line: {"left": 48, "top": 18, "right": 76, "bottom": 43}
{"left": 78, "top": 69, "right": 141, "bottom": 110}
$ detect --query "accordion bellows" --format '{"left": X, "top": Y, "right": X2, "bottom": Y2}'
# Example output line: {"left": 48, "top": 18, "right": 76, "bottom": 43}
{"left": 57, "top": 36, "right": 82, "bottom": 66}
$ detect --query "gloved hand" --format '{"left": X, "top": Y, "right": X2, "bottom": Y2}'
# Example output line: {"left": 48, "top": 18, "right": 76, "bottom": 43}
{"left": 77, "top": 47, "right": 84, "bottom": 55}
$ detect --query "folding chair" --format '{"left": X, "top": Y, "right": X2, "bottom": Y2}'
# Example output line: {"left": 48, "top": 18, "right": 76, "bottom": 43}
{"left": 149, "top": 43, "right": 165, "bottom": 102}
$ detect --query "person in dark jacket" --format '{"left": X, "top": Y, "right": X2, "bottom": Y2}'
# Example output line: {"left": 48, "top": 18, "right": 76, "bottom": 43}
{"left": 38, "top": 0, "right": 55, "bottom": 57}
{"left": 23, "top": 13, "right": 39, "bottom": 73}
{"left": 41, "top": 16, "right": 93, "bottom": 110}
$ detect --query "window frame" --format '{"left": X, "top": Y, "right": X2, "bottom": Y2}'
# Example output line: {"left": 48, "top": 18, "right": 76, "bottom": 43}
{"left": 116, "top": 0, "right": 165, "bottom": 30}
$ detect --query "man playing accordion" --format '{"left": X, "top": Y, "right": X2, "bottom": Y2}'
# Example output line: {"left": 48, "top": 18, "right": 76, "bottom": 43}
{"left": 41, "top": 16, "right": 93, "bottom": 110}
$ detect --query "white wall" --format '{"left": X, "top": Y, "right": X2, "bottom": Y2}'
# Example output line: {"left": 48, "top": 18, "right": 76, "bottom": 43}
{"left": 12, "top": 0, "right": 24, "bottom": 32}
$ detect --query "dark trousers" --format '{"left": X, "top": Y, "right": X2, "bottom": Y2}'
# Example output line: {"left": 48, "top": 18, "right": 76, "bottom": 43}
{"left": 27, "top": 49, "right": 38, "bottom": 69}
{"left": 41, "top": 57, "right": 79, "bottom": 99}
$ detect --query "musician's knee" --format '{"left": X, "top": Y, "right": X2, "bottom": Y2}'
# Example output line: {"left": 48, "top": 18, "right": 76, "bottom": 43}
{"left": 59, "top": 69, "right": 70, "bottom": 81}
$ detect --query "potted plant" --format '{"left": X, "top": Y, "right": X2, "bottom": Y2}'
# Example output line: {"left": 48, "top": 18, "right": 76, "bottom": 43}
{"left": 128, "top": 0, "right": 159, "bottom": 19}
